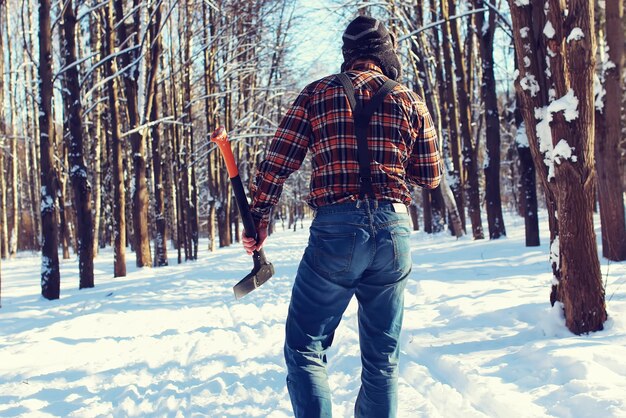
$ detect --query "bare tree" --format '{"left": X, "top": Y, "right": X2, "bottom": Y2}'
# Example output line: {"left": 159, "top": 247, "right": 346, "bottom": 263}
{"left": 595, "top": 0, "right": 626, "bottom": 261}
{"left": 146, "top": 0, "right": 167, "bottom": 266}
{"left": 440, "top": 0, "right": 466, "bottom": 232}
{"left": 105, "top": 0, "right": 126, "bottom": 277}
{"left": 60, "top": 0, "right": 95, "bottom": 288}
{"left": 514, "top": 108, "right": 540, "bottom": 247}
{"left": 0, "top": 0, "right": 4, "bottom": 304}
{"left": 474, "top": 0, "right": 506, "bottom": 239}
{"left": 509, "top": 0, "right": 606, "bottom": 334}
{"left": 0, "top": 0, "right": 7, "bottom": 261}
{"left": 449, "top": 0, "right": 484, "bottom": 240}
{"left": 5, "top": 4, "right": 19, "bottom": 257}
{"left": 114, "top": 0, "right": 152, "bottom": 267}
{"left": 38, "top": 0, "right": 61, "bottom": 299}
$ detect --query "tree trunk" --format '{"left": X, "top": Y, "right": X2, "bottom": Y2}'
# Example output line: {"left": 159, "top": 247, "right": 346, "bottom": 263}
{"left": 114, "top": 0, "right": 152, "bottom": 268}
{"left": 430, "top": 187, "right": 446, "bottom": 233}
{"left": 147, "top": 1, "right": 167, "bottom": 267}
{"left": 510, "top": 0, "right": 607, "bottom": 334}
{"left": 60, "top": 0, "right": 95, "bottom": 288}
{"left": 0, "top": 0, "right": 7, "bottom": 260}
{"left": 515, "top": 120, "right": 540, "bottom": 247}
{"left": 0, "top": 0, "right": 4, "bottom": 303}
{"left": 5, "top": 8, "right": 18, "bottom": 257}
{"left": 450, "top": 0, "right": 484, "bottom": 239}
{"left": 440, "top": 0, "right": 466, "bottom": 232}
{"left": 596, "top": 0, "right": 626, "bottom": 260}
{"left": 182, "top": 0, "right": 198, "bottom": 260}
{"left": 38, "top": 0, "right": 61, "bottom": 299}
{"left": 203, "top": 1, "right": 218, "bottom": 252}
{"left": 89, "top": 13, "right": 103, "bottom": 256}
{"left": 475, "top": 0, "right": 506, "bottom": 239}
{"left": 546, "top": 0, "right": 606, "bottom": 333}
{"left": 105, "top": 0, "right": 126, "bottom": 277}
{"left": 440, "top": 176, "right": 464, "bottom": 238}
{"left": 422, "top": 189, "right": 432, "bottom": 233}
{"left": 409, "top": 203, "right": 419, "bottom": 231}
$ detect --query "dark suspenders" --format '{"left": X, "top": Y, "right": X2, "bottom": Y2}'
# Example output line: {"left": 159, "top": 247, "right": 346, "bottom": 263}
{"left": 336, "top": 72, "right": 398, "bottom": 200}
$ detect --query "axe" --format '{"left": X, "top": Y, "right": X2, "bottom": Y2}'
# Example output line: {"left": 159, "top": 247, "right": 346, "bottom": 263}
{"left": 210, "top": 126, "right": 275, "bottom": 299}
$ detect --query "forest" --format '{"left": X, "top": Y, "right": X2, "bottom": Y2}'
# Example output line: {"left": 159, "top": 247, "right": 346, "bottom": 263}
{"left": 0, "top": 0, "right": 624, "bottom": 338}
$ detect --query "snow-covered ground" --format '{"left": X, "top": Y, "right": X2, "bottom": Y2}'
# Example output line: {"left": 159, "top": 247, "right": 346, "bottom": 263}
{"left": 1, "top": 213, "right": 625, "bottom": 418}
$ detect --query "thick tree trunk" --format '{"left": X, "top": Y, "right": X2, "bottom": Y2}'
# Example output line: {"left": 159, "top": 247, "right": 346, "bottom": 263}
{"left": 38, "top": 0, "right": 61, "bottom": 299}
{"left": 105, "top": 0, "right": 126, "bottom": 277}
{"left": 510, "top": 0, "right": 606, "bottom": 334}
{"left": 596, "top": 0, "right": 626, "bottom": 261}
{"left": 545, "top": 0, "right": 606, "bottom": 333}
{"left": 61, "top": 0, "right": 94, "bottom": 288}
{"left": 114, "top": 0, "right": 152, "bottom": 268}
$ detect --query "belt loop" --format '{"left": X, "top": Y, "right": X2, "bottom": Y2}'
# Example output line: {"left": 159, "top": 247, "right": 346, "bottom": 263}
{"left": 373, "top": 200, "right": 379, "bottom": 210}
{"left": 356, "top": 199, "right": 362, "bottom": 209}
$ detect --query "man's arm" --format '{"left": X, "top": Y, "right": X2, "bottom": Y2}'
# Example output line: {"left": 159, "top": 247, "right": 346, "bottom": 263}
{"left": 406, "top": 103, "right": 443, "bottom": 189}
{"left": 249, "top": 89, "right": 312, "bottom": 226}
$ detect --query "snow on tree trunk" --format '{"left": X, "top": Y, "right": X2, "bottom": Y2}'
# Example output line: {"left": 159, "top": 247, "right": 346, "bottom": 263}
{"left": 510, "top": 0, "right": 606, "bottom": 334}
{"left": 60, "top": 0, "right": 95, "bottom": 289}
{"left": 38, "top": 0, "right": 61, "bottom": 300}
{"left": 114, "top": 0, "right": 152, "bottom": 268}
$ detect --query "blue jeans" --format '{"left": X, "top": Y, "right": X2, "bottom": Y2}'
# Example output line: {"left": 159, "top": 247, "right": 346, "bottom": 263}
{"left": 284, "top": 200, "right": 412, "bottom": 418}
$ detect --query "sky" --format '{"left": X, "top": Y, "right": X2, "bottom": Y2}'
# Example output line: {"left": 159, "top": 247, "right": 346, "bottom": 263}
{"left": 287, "top": 1, "right": 516, "bottom": 93}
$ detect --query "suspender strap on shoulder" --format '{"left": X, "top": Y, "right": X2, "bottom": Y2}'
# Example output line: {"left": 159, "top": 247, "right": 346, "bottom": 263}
{"left": 336, "top": 73, "right": 398, "bottom": 200}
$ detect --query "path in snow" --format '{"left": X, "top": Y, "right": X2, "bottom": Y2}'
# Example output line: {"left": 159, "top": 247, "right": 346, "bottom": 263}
{"left": 1, "top": 214, "right": 625, "bottom": 417}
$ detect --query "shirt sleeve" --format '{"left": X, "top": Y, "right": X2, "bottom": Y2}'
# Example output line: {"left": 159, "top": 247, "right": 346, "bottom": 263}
{"left": 406, "top": 102, "right": 443, "bottom": 190}
{"left": 250, "top": 89, "right": 312, "bottom": 224}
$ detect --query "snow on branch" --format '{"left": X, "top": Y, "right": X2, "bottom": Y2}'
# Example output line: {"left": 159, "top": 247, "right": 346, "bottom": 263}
{"left": 119, "top": 116, "right": 176, "bottom": 139}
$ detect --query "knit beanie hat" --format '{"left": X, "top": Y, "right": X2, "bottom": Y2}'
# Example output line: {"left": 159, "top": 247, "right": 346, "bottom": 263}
{"left": 341, "top": 16, "right": 402, "bottom": 80}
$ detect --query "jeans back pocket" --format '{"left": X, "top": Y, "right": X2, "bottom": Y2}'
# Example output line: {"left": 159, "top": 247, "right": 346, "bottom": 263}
{"left": 314, "top": 233, "right": 356, "bottom": 277}
{"left": 391, "top": 228, "right": 411, "bottom": 273}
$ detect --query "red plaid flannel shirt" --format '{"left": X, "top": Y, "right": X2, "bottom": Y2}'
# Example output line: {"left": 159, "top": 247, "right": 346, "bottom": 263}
{"left": 251, "top": 63, "right": 443, "bottom": 224}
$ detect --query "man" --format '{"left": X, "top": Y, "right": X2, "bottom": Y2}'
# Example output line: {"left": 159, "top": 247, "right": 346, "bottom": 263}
{"left": 243, "top": 15, "right": 442, "bottom": 418}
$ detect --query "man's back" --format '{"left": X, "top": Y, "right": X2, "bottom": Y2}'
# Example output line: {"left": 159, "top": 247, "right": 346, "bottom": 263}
{"left": 251, "top": 63, "right": 442, "bottom": 223}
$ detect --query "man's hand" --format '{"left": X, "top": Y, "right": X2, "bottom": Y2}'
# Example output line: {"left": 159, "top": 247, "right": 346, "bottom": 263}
{"left": 242, "top": 222, "right": 268, "bottom": 255}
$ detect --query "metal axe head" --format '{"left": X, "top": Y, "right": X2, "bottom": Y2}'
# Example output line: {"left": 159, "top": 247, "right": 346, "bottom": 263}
{"left": 233, "top": 248, "right": 275, "bottom": 299}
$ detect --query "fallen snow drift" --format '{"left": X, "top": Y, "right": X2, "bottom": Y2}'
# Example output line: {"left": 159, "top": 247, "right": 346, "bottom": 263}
{"left": 1, "top": 214, "right": 625, "bottom": 417}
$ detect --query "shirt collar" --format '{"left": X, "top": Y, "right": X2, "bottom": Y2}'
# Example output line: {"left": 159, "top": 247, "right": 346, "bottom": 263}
{"left": 351, "top": 62, "right": 384, "bottom": 73}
